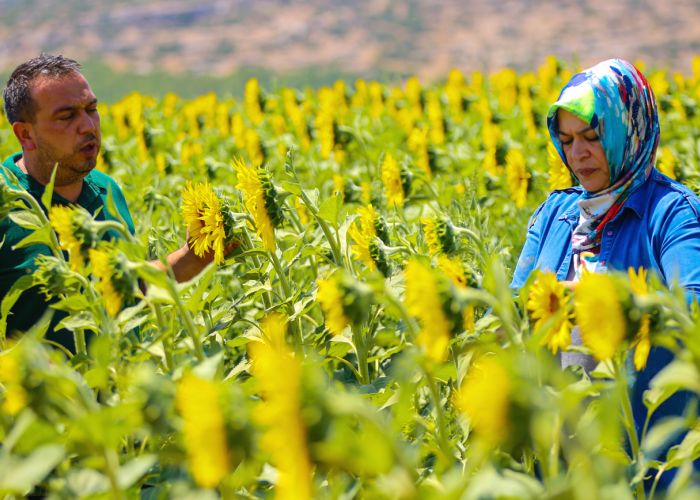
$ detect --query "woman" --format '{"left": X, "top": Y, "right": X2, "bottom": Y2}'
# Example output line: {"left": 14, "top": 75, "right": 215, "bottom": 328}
{"left": 511, "top": 59, "right": 700, "bottom": 486}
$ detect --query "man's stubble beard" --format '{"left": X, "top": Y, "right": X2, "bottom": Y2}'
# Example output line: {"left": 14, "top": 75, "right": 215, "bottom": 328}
{"left": 34, "top": 135, "right": 99, "bottom": 187}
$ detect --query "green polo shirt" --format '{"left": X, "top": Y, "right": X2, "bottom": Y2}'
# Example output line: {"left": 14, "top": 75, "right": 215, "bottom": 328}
{"left": 1, "top": 153, "right": 135, "bottom": 351}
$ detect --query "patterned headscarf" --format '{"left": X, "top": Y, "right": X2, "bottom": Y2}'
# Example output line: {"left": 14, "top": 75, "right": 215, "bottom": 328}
{"left": 547, "top": 59, "right": 660, "bottom": 273}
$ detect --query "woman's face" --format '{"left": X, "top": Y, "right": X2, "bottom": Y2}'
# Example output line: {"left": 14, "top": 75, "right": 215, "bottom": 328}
{"left": 556, "top": 109, "right": 610, "bottom": 193}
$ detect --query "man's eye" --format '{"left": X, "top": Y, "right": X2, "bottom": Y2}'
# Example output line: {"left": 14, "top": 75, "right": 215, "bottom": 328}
{"left": 58, "top": 114, "right": 73, "bottom": 121}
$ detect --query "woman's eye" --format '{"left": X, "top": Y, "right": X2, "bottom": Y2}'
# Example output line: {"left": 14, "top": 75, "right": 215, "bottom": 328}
{"left": 586, "top": 135, "right": 600, "bottom": 142}
{"left": 560, "top": 138, "right": 572, "bottom": 146}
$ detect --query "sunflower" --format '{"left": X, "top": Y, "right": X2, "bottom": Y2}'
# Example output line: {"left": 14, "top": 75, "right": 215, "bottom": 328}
{"left": 404, "top": 259, "right": 451, "bottom": 363}
{"left": 454, "top": 354, "right": 511, "bottom": 445}
{"left": 316, "top": 276, "right": 349, "bottom": 335}
{"left": 574, "top": 272, "right": 626, "bottom": 361}
{"left": 249, "top": 313, "right": 312, "bottom": 500}
{"left": 437, "top": 255, "right": 469, "bottom": 289}
{"left": 527, "top": 272, "right": 572, "bottom": 354}
{"left": 629, "top": 267, "right": 651, "bottom": 370}
{"left": 348, "top": 205, "right": 389, "bottom": 275}
{"left": 421, "top": 215, "right": 456, "bottom": 256}
{"left": 547, "top": 142, "right": 572, "bottom": 191}
{"left": 89, "top": 247, "right": 123, "bottom": 317}
{"left": 381, "top": 153, "right": 405, "bottom": 208}
{"left": 234, "top": 157, "right": 278, "bottom": 252}
{"left": 181, "top": 182, "right": 228, "bottom": 264}
{"left": 176, "top": 373, "right": 230, "bottom": 488}
{"left": 49, "top": 205, "right": 95, "bottom": 271}
{"left": 505, "top": 148, "right": 530, "bottom": 209}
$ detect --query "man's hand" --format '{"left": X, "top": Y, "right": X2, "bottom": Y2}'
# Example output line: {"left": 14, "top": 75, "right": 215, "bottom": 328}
{"left": 150, "top": 235, "right": 240, "bottom": 283}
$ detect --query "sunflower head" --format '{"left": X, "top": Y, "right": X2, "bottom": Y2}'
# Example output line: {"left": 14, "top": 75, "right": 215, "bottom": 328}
{"left": 527, "top": 272, "right": 572, "bottom": 354}
{"left": 32, "top": 254, "right": 81, "bottom": 300}
{"left": 574, "top": 272, "right": 628, "bottom": 361}
{"left": 49, "top": 205, "right": 99, "bottom": 271}
{"left": 454, "top": 353, "right": 512, "bottom": 446}
{"left": 421, "top": 214, "right": 457, "bottom": 256}
{"left": 89, "top": 245, "right": 137, "bottom": 317}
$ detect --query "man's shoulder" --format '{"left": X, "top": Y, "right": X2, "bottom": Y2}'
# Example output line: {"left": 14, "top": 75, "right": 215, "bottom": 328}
{"left": 86, "top": 169, "right": 122, "bottom": 192}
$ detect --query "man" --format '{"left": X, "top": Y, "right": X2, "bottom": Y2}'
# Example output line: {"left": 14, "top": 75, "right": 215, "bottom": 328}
{"left": 1, "top": 54, "right": 216, "bottom": 350}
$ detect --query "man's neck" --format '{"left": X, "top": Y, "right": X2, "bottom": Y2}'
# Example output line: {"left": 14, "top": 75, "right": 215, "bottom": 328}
{"left": 16, "top": 156, "right": 83, "bottom": 203}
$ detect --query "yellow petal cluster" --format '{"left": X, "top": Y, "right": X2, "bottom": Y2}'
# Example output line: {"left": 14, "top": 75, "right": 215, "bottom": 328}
{"left": 629, "top": 267, "right": 651, "bottom": 370}
{"left": 505, "top": 148, "right": 530, "bottom": 209}
{"left": 348, "top": 205, "right": 379, "bottom": 271}
{"left": 176, "top": 373, "right": 230, "bottom": 488}
{"left": 316, "top": 276, "right": 349, "bottom": 335}
{"left": 0, "top": 352, "right": 27, "bottom": 416}
{"left": 249, "top": 314, "right": 312, "bottom": 500}
{"left": 89, "top": 247, "right": 123, "bottom": 317}
{"left": 547, "top": 142, "right": 572, "bottom": 191}
{"left": 575, "top": 272, "right": 626, "bottom": 361}
{"left": 404, "top": 259, "right": 451, "bottom": 363}
{"left": 182, "top": 181, "right": 227, "bottom": 264}
{"left": 454, "top": 355, "right": 511, "bottom": 445}
{"left": 49, "top": 205, "right": 85, "bottom": 271}
{"left": 234, "top": 157, "right": 276, "bottom": 251}
{"left": 381, "top": 153, "right": 404, "bottom": 208}
{"left": 527, "top": 272, "right": 572, "bottom": 354}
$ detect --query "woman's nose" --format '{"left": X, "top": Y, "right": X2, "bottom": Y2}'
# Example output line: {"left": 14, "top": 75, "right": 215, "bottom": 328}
{"left": 570, "top": 137, "right": 589, "bottom": 161}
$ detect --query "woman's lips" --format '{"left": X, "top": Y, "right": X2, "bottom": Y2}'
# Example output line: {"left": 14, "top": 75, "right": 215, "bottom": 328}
{"left": 576, "top": 168, "right": 598, "bottom": 177}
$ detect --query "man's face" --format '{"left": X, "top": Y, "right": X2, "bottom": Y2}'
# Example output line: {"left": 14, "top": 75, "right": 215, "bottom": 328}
{"left": 26, "top": 72, "right": 101, "bottom": 186}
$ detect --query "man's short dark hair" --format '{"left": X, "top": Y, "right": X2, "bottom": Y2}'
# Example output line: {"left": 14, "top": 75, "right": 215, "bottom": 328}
{"left": 2, "top": 54, "right": 82, "bottom": 124}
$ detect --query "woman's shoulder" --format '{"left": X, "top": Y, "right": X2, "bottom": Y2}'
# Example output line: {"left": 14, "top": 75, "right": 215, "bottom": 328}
{"left": 527, "top": 186, "right": 582, "bottom": 228}
{"left": 647, "top": 169, "right": 700, "bottom": 218}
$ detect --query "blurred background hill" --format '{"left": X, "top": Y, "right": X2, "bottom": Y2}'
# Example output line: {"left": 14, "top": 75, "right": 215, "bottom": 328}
{"left": 2, "top": 0, "right": 700, "bottom": 100}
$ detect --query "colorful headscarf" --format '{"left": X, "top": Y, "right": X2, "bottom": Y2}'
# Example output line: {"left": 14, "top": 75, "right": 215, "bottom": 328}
{"left": 547, "top": 59, "right": 660, "bottom": 273}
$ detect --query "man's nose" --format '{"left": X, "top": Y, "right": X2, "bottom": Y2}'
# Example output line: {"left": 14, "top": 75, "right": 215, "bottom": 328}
{"left": 77, "top": 109, "right": 98, "bottom": 134}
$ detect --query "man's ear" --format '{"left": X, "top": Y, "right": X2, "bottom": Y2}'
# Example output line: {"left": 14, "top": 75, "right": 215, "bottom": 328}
{"left": 11, "top": 122, "right": 37, "bottom": 151}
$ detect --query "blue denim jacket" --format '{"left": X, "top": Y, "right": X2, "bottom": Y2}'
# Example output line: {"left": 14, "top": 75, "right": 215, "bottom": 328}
{"left": 511, "top": 169, "right": 700, "bottom": 292}
{"left": 511, "top": 169, "right": 700, "bottom": 480}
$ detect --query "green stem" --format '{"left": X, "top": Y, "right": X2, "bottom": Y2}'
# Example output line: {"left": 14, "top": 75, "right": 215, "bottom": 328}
{"left": 74, "top": 328, "right": 87, "bottom": 357}
{"left": 299, "top": 190, "right": 342, "bottom": 265}
{"left": 165, "top": 278, "right": 204, "bottom": 361}
{"left": 269, "top": 250, "right": 292, "bottom": 299}
{"left": 425, "top": 369, "right": 452, "bottom": 464}
{"left": 241, "top": 229, "right": 272, "bottom": 310}
{"left": 153, "top": 303, "right": 174, "bottom": 371}
{"left": 617, "top": 361, "right": 645, "bottom": 500}
{"left": 103, "top": 448, "right": 124, "bottom": 500}
{"left": 353, "top": 327, "right": 370, "bottom": 385}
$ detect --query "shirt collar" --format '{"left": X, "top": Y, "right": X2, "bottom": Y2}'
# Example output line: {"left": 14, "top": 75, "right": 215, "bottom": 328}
{"left": 3, "top": 152, "right": 103, "bottom": 208}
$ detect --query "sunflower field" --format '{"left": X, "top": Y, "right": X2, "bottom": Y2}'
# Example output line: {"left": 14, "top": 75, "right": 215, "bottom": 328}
{"left": 2, "top": 56, "right": 700, "bottom": 499}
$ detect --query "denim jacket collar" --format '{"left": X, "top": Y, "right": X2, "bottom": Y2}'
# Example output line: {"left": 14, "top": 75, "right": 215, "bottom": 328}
{"left": 557, "top": 172, "right": 655, "bottom": 225}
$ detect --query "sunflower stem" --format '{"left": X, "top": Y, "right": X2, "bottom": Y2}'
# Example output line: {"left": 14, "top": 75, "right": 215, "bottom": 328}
{"left": 165, "top": 278, "right": 205, "bottom": 362}
{"left": 425, "top": 368, "right": 452, "bottom": 465}
{"left": 616, "top": 360, "right": 645, "bottom": 500}
{"left": 241, "top": 229, "right": 273, "bottom": 310}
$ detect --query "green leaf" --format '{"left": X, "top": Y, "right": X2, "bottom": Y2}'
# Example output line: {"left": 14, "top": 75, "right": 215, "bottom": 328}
{"left": 641, "top": 417, "right": 686, "bottom": 459}
{"left": 279, "top": 180, "right": 302, "bottom": 196}
{"left": 192, "top": 351, "right": 224, "bottom": 380}
{"left": 12, "top": 225, "right": 53, "bottom": 250}
{"left": 666, "top": 428, "right": 700, "bottom": 467}
{"left": 0, "top": 444, "right": 65, "bottom": 494}
{"left": 317, "top": 194, "right": 342, "bottom": 225}
{"left": 8, "top": 210, "right": 44, "bottom": 230}
{"left": 650, "top": 360, "right": 700, "bottom": 395}
{"left": 40, "top": 165, "right": 57, "bottom": 211}
{"left": 0, "top": 274, "right": 34, "bottom": 337}
{"left": 117, "top": 455, "right": 157, "bottom": 489}
{"left": 65, "top": 468, "right": 109, "bottom": 496}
